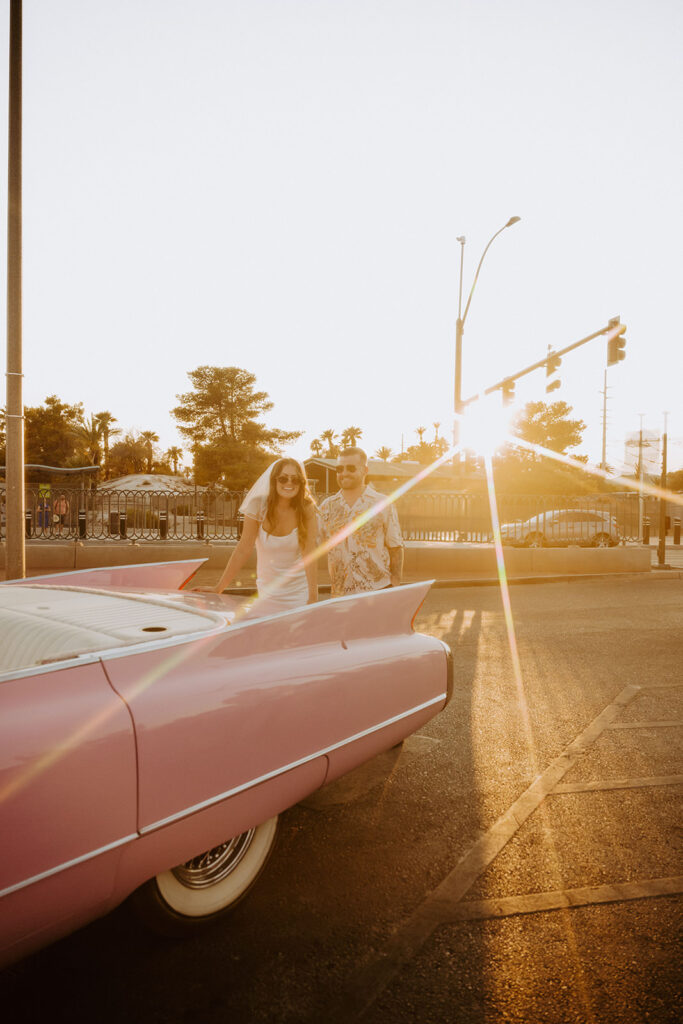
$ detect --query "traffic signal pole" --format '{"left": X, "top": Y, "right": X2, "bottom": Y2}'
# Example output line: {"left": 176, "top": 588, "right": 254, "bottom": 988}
{"left": 460, "top": 318, "right": 627, "bottom": 409}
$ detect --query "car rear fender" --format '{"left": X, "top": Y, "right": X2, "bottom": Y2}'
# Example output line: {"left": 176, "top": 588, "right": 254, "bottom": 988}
{"left": 102, "top": 582, "right": 447, "bottom": 837}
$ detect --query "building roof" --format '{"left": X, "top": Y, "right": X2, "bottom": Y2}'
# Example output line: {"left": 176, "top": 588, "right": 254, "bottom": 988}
{"left": 98, "top": 473, "right": 196, "bottom": 493}
{"left": 304, "top": 457, "right": 453, "bottom": 480}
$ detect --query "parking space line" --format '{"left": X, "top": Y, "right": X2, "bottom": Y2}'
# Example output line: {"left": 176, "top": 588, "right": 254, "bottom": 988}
{"left": 329, "top": 683, "right": 642, "bottom": 1022}
{"left": 552, "top": 774, "right": 683, "bottom": 793}
{"left": 638, "top": 682, "right": 683, "bottom": 690}
{"left": 606, "top": 720, "right": 683, "bottom": 729}
{"left": 446, "top": 876, "right": 683, "bottom": 922}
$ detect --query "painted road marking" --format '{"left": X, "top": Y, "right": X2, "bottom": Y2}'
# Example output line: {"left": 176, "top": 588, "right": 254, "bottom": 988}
{"left": 329, "top": 683, "right": 643, "bottom": 1022}
{"left": 552, "top": 774, "right": 683, "bottom": 793}
{"left": 446, "top": 876, "right": 683, "bottom": 921}
{"left": 606, "top": 720, "right": 683, "bottom": 729}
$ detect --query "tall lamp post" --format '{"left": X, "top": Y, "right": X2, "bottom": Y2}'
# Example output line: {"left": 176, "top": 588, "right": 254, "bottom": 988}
{"left": 454, "top": 216, "right": 521, "bottom": 416}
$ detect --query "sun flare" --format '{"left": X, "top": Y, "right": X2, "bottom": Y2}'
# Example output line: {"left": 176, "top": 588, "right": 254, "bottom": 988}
{"left": 458, "top": 397, "right": 515, "bottom": 458}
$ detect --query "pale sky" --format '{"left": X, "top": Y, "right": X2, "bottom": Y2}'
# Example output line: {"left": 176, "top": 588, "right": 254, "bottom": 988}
{"left": 2, "top": 0, "right": 682, "bottom": 475}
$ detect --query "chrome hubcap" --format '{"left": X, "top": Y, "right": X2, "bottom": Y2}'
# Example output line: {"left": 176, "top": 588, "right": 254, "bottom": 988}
{"left": 171, "top": 829, "right": 255, "bottom": 889}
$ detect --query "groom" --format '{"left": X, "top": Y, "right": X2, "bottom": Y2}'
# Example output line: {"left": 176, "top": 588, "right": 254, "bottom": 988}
{"left": 318, "top": 447, "right": 403, "bottom": 597}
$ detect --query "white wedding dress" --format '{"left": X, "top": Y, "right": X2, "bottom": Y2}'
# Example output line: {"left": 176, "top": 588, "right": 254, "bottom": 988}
{"left": 251, "top": 525, "right": 308, "bottom": 616}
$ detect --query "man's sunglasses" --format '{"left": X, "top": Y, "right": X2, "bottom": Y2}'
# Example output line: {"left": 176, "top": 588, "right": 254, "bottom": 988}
{"left": 336, "top": 464, "right": 360, "bottom": 473}
{"left": 277, "top": 474, "right": 301, "bottom": 485}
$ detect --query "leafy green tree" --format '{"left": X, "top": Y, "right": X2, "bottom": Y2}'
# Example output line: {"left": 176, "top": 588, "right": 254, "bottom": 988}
{"left": 107, "top": 432, "right": 150, "bottom": 477}
{"left": 511, "top": 400, "right": 585, "bottom": 455}
{"left": 493, "top": 400, "right": 593, "bottom": 494}
{"left": 171, "top": 366, "right": 301, "bottom": 488}
{"left": 24, "top": 395, "right": 85, "bottom": 469}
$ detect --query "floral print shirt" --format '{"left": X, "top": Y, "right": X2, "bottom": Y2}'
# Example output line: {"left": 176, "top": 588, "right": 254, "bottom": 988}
{"left": 318, "top": 485, "right": 403, "bottom": 596}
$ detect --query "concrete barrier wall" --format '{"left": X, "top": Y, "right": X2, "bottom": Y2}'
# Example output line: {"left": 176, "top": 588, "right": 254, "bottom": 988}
{"left": 2, "top": 539, "right": 651, "bottom": 581}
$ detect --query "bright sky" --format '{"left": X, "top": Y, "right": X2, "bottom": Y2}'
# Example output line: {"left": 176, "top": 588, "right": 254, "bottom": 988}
{"left": 1, "top": 0, "right": 682, "bottom": 474}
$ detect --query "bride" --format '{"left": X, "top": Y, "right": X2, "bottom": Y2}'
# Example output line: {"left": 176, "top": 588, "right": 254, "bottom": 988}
{"left": 196, "top": 458, "right": 318, "bottom": 615}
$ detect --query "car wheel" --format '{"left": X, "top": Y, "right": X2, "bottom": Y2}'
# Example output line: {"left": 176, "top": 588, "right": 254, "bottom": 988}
{"left": 524, "top": 532, "right": 544, "bottom": 548}
{"left": 131, "top": 816, "right": 280, "bottom": 936}
{"left": 592, "top": 532, "right": 611, "bottom": 547}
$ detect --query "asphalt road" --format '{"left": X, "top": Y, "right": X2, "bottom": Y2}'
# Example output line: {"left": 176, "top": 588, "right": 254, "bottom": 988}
{"left": 2, "top": 576, "right": 681, "bottom": 1024}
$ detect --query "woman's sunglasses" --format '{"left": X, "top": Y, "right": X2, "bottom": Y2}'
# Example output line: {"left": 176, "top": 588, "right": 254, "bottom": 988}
{"left": 277, "top": 474, "right": 301, "bottom": 486}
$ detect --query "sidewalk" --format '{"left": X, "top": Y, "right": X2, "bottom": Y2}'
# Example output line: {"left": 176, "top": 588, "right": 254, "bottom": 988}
{"left": 0, "top": 538, "right": 668, "bottom": 586}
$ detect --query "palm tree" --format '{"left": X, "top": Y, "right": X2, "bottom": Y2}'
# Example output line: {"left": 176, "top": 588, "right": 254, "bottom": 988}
{"left": 433, "top": 422, "right": 441, "bottom": 442}
{"left": 375, "top": 446, "right": 393, "bottom": 461}
{"left": 341, "top": 426, "right": 363, "bottom": 448}
{"left": 95, "top": 411, "right": 121, "bottom": 479}
{"left": 73, "top": 415, "right": 103, "bottom": 466}
{"left": 415, "top": 426, "right": 426, "bottom": 444}
{"left": 320, "top": 429, "right": 339, "bottom": 458}
{"left": 166, "top": 446, "right": 184, "bottom": 474}
{"left": 310, "top": 438, "right": 323, "bottom": 457}
{"left": 139, "top": 430, "right": 160, "bottom": 473}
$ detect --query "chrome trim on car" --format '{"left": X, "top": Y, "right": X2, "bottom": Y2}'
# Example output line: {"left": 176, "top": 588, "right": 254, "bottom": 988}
{"left": 439, "top": 640, "right": 454, "bottom": 705}
{"left": 0, "top": 834, "right": 138, "bottom": 900}
{"left": 141, "top": 693, "right": 448, "bottom": 835}
{"left": 0, "top": 693, "right": 448, "bottom": 897}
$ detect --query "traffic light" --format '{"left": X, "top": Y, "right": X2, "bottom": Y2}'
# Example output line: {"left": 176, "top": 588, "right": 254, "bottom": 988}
{"left": 607, "top": 317, "right": 627, "bottom": 366}
{"left": 501, "top": 379, "right": 516, "bottom": 406}
{"left": 545, "top": 347, "right": 562, "bottom": 393}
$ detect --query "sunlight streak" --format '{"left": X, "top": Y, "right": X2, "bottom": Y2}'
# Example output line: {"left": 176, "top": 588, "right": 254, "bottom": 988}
{"left": 0, "top": 640, "right": 207, "bottom": 807}
{"left": 514, "top": 437, "right": 683, "bottom": 506}
{"left": 485, "top": 454, "right": 598, "bottom": 1023}
{"left": 233, "top": 447, "right": 458, "bottom": 620}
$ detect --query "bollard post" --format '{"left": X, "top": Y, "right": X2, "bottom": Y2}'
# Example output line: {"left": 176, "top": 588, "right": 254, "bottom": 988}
{"left": 25, "top": 510, "right": 33, "bottom": 538}
{"left": 674, "top": 518, "right": 681, "bottom": 546}
{"left": 119, "top": 512, "right": 127, "bottom": 539}
{"left": 159, "top": 510, "right": 168, "bottom": 540}
{"left": 196, "top": 510, "right": 205, "bottom": 540}
{"left": 642, "top": 516, "right": 650, "bottom": 545}
{"left": 78, "top": 510, "right": 87, "bottom": 539}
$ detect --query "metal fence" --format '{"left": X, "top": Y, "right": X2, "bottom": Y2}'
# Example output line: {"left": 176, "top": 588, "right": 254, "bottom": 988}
{"left": 395, "top": 491, "right": 680, "bottom": 545}
{"left": 12, "top": 488, "right": 245, "bottom": 542}
{"left": 4, "top": 487, "right": 681, "bottom": 545}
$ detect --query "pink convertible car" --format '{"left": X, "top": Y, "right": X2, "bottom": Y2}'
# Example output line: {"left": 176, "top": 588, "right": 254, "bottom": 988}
{"left": 0, "top": 560, "right": 452, "bottom": 967}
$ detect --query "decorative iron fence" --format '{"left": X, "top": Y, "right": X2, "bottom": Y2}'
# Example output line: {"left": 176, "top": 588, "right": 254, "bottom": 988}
{"left": 12, "top": 489, "right": 245, "bottom": 542}
{"left": 4, "top": 487, "right": 680, "bottom": 545}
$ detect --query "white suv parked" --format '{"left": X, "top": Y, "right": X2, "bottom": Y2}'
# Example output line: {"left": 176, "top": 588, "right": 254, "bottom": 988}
{"left": 499, "top": 509, "right": 621, "bottom": 547}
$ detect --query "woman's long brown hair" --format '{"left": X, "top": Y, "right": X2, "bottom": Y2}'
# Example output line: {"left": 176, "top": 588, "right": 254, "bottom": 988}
{"left": 263, "top": 459, "right": 316, "bottom": 550}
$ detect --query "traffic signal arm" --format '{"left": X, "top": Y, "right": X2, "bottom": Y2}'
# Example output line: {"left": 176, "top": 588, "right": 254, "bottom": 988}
{"left": 459, "top": 317, "right": 628, "bottom": 410}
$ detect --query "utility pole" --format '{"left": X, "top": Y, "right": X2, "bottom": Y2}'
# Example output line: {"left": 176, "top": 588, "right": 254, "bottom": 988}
{"left": 600, "top": 369, "right": 610, "bottom": 471}
{"left": 657, "top": 412, "right": 669, "bottom": 567}
{"left": 6, "top": 0, "right": 25, "bottom": 579}
{"left": 637, "top": 413, "right": 645, "bottom": 542}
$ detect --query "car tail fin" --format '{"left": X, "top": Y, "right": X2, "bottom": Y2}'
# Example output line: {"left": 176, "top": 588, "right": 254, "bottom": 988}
{"left": 1, "top": 559, "right": 208, "bottom": 591}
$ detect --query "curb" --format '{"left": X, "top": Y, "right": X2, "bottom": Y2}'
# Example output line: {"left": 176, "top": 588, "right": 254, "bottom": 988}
{"left": 219, "top": 570, "right": 682, "bottom": 597}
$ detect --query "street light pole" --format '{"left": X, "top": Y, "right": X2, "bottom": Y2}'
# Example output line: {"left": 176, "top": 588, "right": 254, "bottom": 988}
{"left": 454, "top": 216, "right": 520, "bottom": 415}
{"left": 6, "top": 0, "right": 24, "bottom": 579}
